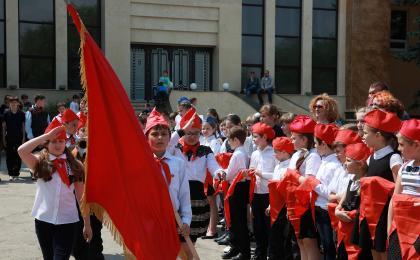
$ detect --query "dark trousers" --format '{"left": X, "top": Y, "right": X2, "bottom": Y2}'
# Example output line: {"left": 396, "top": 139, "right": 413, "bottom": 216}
{"left": 315, "top": 207, "right": 336, "bottom": 260}
{"left": 257, "top": 88, "right": 273, "bottom": 105}
{"left": 6, "top": 140, "right": 22, "bottom": 176}
{"left": 268, "top": 207, "right": 295, "bottom": 260}
{"left": 72, "top": 215, "right": 104, "bottom": 260}
{"left": 252, "top": 193, "right": 271, "bottom": 259}
{"left": 35, "top": 219, "right": 76, "bottom": 260}
{"left": 229, "top": 180, "right": 251, "bottom": 256}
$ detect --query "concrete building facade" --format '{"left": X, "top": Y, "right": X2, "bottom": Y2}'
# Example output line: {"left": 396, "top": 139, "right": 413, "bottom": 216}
{"left": 0, "top": 0, "right": 419, "bottom": 116}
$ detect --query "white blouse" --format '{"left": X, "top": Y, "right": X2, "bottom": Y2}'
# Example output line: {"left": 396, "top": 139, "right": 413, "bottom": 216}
{"left": 250, "top": 146, "right": 277, "bottom": 194}
{"left": 31, "top": 154, "right": 79, "bottom": 225}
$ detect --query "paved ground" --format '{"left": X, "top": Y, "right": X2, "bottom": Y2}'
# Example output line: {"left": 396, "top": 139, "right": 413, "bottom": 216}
{"left": 0, "top": 158, "right": 227, "bottom": 260}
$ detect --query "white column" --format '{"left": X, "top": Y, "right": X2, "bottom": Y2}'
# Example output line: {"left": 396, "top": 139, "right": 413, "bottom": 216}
{"left": 103, "top": 0, "right": 131, "bottom": 94}
{"left": 55, "top": 0, "right": 68, "bottom": 90}
{"left": 5, "top": 0, "right": 19, "bottom": 88}
{"left": 301, "top": 0, "right": 313, "bottom": 95}
{"left": 337, "top": 0, "right": 346, "bottom": 97}
{"left": 265, "top": 0, "right": 276, "bottom": 77}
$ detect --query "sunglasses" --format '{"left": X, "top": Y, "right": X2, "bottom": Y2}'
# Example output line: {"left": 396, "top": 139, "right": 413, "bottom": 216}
{"left": 313, "top": 105, "right": 325, "bottom": 109}
{"left": 406, "top": 166, "right": 420, "bottom": 172}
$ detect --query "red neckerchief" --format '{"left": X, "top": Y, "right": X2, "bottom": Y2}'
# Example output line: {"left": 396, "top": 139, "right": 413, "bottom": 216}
{"left": 224, "top": 169, "right": 248, "bottom": 229}
{"left": 328, "top": 202, "right": 339, "bottom": 231}
{"left": 391, "top": 193, "right": 420, "bottom": 259}
{"left": 179, "top": 139, "right": 199, "bottom": 161}
{"left": 295, "top": 175, "right": 320, "bottom": 224}
{"left": 155, "top": 157, "right": 171, "bottom": 186}
{"left": 268, "top": 180, "right": 286, "bottom": 226}
{"left": 337, "top": 210, "right": 361, "bottom": 260}
{"left": 359, "top": 176, "right": 394, "bottom": 242}
{"left": 51, "top": 154, "right": 70, "bottom": 187}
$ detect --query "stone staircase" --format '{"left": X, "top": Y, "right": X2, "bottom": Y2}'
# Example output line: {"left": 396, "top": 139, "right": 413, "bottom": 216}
{"left": 130, "top": 100, "right": 152, "bottom": 115}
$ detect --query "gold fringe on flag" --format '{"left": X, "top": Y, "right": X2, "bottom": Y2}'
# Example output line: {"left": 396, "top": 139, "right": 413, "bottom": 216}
{"left": 76, "top": 17, "right": 133, "bottom": 259}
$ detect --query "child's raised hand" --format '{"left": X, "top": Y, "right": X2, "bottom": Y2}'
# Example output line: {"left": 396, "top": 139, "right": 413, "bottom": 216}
{"left": 46, "top": 126, "right": 66, "bottom": 141}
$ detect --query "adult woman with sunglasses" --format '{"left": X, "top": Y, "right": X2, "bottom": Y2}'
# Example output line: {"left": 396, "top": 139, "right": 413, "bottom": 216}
{"left": 308, "top": 93, "right": 340, "bottom": 124}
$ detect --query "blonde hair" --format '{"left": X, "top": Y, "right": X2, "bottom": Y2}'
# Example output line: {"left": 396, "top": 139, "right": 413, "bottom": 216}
{"left": 309, "top": 93, "right": 339, "bottom": 122}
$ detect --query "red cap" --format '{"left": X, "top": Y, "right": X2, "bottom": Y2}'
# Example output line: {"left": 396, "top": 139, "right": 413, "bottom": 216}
{"left": 180, "top": 108, "right": 202, "bottom": 130}
{"left": 345, "top": 143, "right": 371, "bottom": 161}
{"left": 334, "top": 129, "right": 363, "bottom": 145}
{"left": 44, "top": 119, "right": 67, "bottom": 140}
{"left": 62, "top": 109, "right": 79, "bottom": 123}
{"left": 144, "top": 108, "right": 169, "bottom": 134}
{"left": 77, "top": 112, "right": 87, "bottom": 129}
{"left": 289, "top": 115, "right": 316, "bottom": 134}
{"left": 364, "top": 109, "right": 401, "bottom": 133}
{"left": 252, "top": 122, "right": 276, "bottom": 140}
{"left": 399, "top": 119, "right": 420, "bottom": 142}
{"left": 314, "top": 124, "right": 338, "bottom": 145}
{"left": 272, "top": 137, "right": 294, "bottom": 154}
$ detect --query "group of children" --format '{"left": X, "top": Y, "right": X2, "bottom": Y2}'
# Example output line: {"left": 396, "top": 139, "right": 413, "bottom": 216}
{"left": 15, "top": 91, "right": 419, "bottom": 260}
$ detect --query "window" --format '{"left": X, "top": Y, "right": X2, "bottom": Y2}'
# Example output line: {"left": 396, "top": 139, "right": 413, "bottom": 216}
{"left": 68, "top": 0, "right": 101, "bottom": 89}
{"left": 0, "top": 0, "right": 5, "bottom": 88}
{"left": 19, "top": 0, "right": 55, "bottom": 89}
{"left": 242, "top": 0, "right": 264, "bottom": 90}
{"left": 312, "top": 0, "right": 337, "bottom": 95}
{"left": 390, "top": 10, "right": 407, "bottom": 50}
{"left": 275, "top": 0, "right": 301, "bottom": 94}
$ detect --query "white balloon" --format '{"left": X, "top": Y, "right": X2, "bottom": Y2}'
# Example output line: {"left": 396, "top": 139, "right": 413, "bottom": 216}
{"left": 222, "top": 83, "right": 230, "bottom": 90}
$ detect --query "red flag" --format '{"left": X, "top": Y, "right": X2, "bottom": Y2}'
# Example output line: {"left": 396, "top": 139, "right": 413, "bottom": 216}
{"left": 67, "top": 4, "right": 180, "bottom": 259}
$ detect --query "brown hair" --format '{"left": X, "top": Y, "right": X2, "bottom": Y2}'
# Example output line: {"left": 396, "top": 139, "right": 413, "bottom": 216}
{"left": 309, "top": 93, "right": 340, "bottom": 123}
{"left": 35, "top": 147, "right": 84, "bottom": 182}
{"left": 295, "top": 133, "right": 315, "bottom": 170}
{"left": 228, "top": 126, "right": 247, "bottom": 144}
{"left": 365, "top": 125, "right": 398, "bottom": 151}
{"left": 340, "top": 123, "right": 358, "bottom": 131}
{"left": 280, "top": 112, "right": 296, "bottom": 124}
{"left": 260, "top": 104, "right": 281, "bottom": 121}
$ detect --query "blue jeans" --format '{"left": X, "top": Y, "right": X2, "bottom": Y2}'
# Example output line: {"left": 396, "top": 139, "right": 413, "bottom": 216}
{"left": 315, "top": 207, "right": 336, "bottom": 260}
{"left": 245, "top": 85, "right": 260, "bottom": 96}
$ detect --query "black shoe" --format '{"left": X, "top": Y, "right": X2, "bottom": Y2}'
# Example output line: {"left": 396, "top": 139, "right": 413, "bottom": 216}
{"left": 251, "top": 255, "right": 266, "bottom": 260}
{"left": 222, "top": 248, "right": 239, "bottom": 259}
{"left": 232, "top": 253, "right": 251, "bottom": 260}
{"left": 201, "top": 233, "right": 218, "bottom": 239}
{"left": 217, "top": 234, "right": 231, "bottom": 245}
{"left": 214, "top": 232, "right": 227, "bottom": 242}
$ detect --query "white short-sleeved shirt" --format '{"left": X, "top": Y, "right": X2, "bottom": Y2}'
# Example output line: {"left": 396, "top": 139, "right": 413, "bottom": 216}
{"left": 272, "top": 159, "right": 291, "bottom": 180}
{"left": 399, "top": 160, "right": 420, "bottom": 197}
{"left": 200, "top": 135, "right": 222, "bottom": 155}
{"left": 366, "top": 145, "right": 403, "bottom": 170}
{"left": 289, "top": 148, "right": 322, "bottom": 177}
{"left": 329, "top": 166, "right": 354, "bottom": 196}
{"left": 224, "top": 146, "right": 249, "bottom": 183}
{"left": 250, "top": 146, "right": 277, "bottom": 194}
{"left": 31, "top": 154, "right": 79, "bottom": 225}
{"left": 314, "top": 154, "right": 343, "bottom": 209}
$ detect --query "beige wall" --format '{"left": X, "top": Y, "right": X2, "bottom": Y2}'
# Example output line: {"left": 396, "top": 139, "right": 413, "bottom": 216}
{"left": 169, "top": 90, "right": 257, "bottom": 120}
{"left": 129, "top": 0, "right": 242, "bottom": 92}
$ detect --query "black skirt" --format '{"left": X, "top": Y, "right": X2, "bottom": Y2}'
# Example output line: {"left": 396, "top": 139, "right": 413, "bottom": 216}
{"left": 298, "top": 209, "right": 318, "bottom": 239}
{"left": 189, "top": 180, "right": 210, "bottom": 242}
{"left": 357, "top": 198, "right": 390, "bottom": 252}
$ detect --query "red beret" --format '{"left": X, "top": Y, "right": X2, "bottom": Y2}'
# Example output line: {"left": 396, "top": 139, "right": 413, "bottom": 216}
{"left": 399, "top": 119, "right": 420, "bottom": 142}
{"left": 62, "top": 109, "right": 79, "bottom": 123}
{"left": 289, "top": 115, "right": 316, "bottom": 134}
{"left": 252, "top": 122, "right": 275, "bottom": 140}
{"left": 272, "top": 137, "right": 294, "bottom": 154}
{"left": 364, "top": 109, "right": 401, "bottom": 133}
{"left": 334, "top": 129, "right": 363, "bottom": 145}
{"left": 345, "top": 143, "right": 371, "bottom": 161}
{"left": 144, "top": 108, "right": 169, "bottom": 134}
{"left": 77, "top": 112, "right": 87, "bottom": 129}
{"left": 180, "top": 108, "right": 202, "bottom": 130}
{"left": 44, "top": 119, "right": 67, "bottom": 140}
{"left": 314, "top": 124, "right": 338, "bottom": 145}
